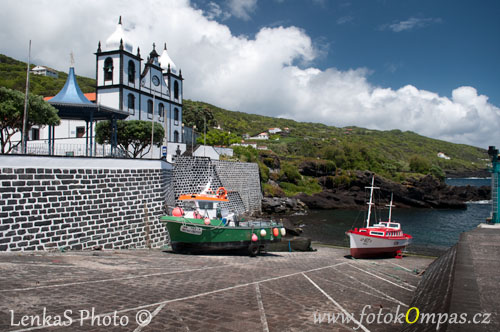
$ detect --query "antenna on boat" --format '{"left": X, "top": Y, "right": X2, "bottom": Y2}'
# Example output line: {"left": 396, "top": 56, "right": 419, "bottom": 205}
{"left": 200, "top": 177, "right": 213, "bottom": 194}
{"left": 386, "top": 193, "right": 395, "bottom": 222}
{"left": 365, "top": 176, "right": 379, "bottom": 227}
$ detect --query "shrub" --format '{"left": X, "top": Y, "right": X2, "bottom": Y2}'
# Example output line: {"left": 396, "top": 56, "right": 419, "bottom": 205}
{"left": 262, "top": 183, "right": 285, "bottom": 197}
{"left": 430, "top": 165, "right": 445, "bottom": 181}
{"left": 258, "top": 162, "right": 270, "bottom": 183}
{"left": 279, "top": 163, "right": 302, "bottom": 184}
{"left": 409, "top": 155, "right": 431, "bottom": 173}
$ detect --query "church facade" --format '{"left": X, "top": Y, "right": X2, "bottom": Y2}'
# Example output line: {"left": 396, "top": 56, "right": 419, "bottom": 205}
{"left": 95, "top": 17, "right": 185, "bottom": 147}
{"left": 23, "top": 17, "right": 186, "bottom": 160}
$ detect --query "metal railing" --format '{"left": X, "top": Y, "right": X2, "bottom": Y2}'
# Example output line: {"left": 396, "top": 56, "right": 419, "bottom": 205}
{"left": 12, "top": 142, "right": 126, "bottom": 158}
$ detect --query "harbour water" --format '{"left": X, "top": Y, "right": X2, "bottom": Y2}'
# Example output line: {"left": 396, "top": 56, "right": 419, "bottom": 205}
{"left": 288, "top": 178, "right": 491, "bottom": 256}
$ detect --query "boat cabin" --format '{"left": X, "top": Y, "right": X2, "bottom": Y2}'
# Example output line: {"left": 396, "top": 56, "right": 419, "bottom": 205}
{"left": 372, "top": 221, "right": 401, "bottom": 230}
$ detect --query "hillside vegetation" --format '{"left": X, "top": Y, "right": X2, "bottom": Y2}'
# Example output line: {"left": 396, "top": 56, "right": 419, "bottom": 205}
{"left": 0, "top": 54, "right": 95, "bottom": 97}
{"left": 1, "top": 53, "right": 489, "bottom": 197}
{"left": 184, "top": 100, "right": 488, "bottom": 196}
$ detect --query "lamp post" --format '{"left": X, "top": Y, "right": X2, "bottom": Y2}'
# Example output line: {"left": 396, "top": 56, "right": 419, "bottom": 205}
{"left": 192, "top": 125, "right": 196, "bottom": 154}
{"left": 150, "top": 91, "right": 155, "bottom": 159}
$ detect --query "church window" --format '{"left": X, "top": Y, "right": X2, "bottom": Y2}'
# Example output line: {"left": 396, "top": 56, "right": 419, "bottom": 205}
{"left": 127, "top": 94, "right": 135, "bottom": 114}
{"left": 104, "top": 57, "right": 113, "bottom": 81}
{"left": 174, "top": 130, "right": 179, "bottom": 143}
{"left": 174, "top": 81, "right": 179, "bottom": 100}
{"left": 147, "top": 100, "right": 153, "bottom": 119}
{"left": 128, "top": 60, "right": 135, "bottom": 84}
{"left": 159, "top": 103, "right": 164, "bottom": 120}
{"left": 174, "top": 108, "right": 179, "bottom": 125}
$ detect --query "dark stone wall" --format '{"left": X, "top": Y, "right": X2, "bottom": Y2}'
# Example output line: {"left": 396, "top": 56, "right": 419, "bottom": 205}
{"left": 173, "top": 156, "right": 262, "bottom": 215}
{"left": 0, "top": 162, "right": 173, "bottom": 251}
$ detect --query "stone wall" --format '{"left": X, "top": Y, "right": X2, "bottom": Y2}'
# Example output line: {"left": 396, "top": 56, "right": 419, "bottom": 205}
{"left": 0, "top": 155, "right": 174, "bottom": 251}
{"left": 0, "top": 155, "right": 262, "bottom": 251}
{"left": 173, "top": 156, "right": 262, "bottom": 215}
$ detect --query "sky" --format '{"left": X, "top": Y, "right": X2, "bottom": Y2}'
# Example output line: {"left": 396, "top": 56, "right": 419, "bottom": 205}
{"left": 1, "top": 0, "right": 500, "bottom": 148}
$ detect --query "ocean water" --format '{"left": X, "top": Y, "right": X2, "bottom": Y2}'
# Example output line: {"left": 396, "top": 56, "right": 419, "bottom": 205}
{"left": 445, "top": 177, "right": 491, "bottom": 187}
{"left": 288, "top": 178, "right": 491, "bottom": 256}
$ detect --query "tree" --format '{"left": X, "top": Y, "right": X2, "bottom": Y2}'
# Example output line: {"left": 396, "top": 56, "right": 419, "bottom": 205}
{"left": 95, "top": 120, "right": 165, "bottom": 158}
{"left": 182, "top": 101, "right": 216, "bottom": 130}
{"left": 409, "top": 155, "right": 431, "bottom": 173}
{"left": 0, "top": 87, "right": 60, "bottom": 154}
{"left": 196, "top": 129, "right": 239, "bottom": 146}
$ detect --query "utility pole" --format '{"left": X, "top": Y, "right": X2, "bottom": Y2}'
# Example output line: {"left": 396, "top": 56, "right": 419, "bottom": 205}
{"left": 204, "top": 116, "right": 206, "bottom": 157}
{"left": 150, "top": 91, "right": 155, "bottom": 159}
{"left": 21, "top": 40, "right": 31, "bottom": 154}
{"left": 192, "top": 125, "right": 196, "bottom": 154}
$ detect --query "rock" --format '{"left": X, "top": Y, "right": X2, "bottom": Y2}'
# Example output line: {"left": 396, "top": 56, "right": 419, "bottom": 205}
{"left": 294, "top": 172, "right": 490, "bottom": 210}
{"left": 261, "top": 197, "right": 308, "bottom": 215}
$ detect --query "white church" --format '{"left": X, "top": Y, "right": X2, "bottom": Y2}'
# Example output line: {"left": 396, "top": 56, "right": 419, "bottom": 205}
{"left": 25, "top": 17, "right": 186, "bottom": 161}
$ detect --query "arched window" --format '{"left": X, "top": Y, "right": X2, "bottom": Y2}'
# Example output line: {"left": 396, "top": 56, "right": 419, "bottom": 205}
{"left": 147, "top": 100, "right": 153, "bottom": 119}
{"left": 174, "top": 81, "right": 179, "bottom": 100}
{"left": 174, "top": 130, "right": 179, "bottom": 143}
{"left": 128, "top": 60, "right": 135, "bottom": 84}
{"left": 127, "top": 94, "right": 135, "bottom": 114}
{"left": 159, "top": 103, "right": 164, "bottom": 120}
{"left": 104, "top": 57, "right": 113, "bottom": 81}
{"left": 174, "top": 108, "right": 179, "bottom": 125}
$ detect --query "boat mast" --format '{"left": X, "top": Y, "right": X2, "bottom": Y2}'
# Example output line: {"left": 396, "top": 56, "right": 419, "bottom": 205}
{"left": 365, "top": 176, "right": 379, "bottom": 227}
{"left": 386, "top": 193, "right": 395, "bottom": 222}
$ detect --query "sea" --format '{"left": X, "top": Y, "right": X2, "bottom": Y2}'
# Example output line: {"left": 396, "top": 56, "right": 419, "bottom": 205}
{"left": 287, "top": 178, "right": 491, "bottom": 256}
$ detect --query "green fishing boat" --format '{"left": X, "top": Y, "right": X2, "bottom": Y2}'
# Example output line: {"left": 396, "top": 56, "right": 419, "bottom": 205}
{"left": 161, "top": 187, "right": 285, "bottom": 256}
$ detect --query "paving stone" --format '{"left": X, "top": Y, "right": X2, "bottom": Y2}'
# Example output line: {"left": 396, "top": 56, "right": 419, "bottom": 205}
{"left": 0, "top": 247, "right": 432, "bottom": 331}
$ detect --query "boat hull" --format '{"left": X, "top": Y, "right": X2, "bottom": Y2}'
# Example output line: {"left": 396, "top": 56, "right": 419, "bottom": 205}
{"left": 160, "top": 216, "right": 282, "bottom": 254}
{"left": 347, "top": 231, "right": 412, "bottom": 258}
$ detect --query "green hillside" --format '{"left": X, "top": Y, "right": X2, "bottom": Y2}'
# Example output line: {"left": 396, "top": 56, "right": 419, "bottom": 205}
{"left": 1, "top": 53, "right": 489, "bottom": 196}
{"left": 0, "top": 54, "right": 95, "bottom": 97}
{"left": 182, "top": 99, "right": 488, "bottom": 195}
{"left": 185, "top": 100, "right": 487, "bottom": 170}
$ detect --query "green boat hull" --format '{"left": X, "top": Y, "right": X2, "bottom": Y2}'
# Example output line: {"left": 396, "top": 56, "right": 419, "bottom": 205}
{"left": 160, "top": 216, "right": 283, "bottom": 255}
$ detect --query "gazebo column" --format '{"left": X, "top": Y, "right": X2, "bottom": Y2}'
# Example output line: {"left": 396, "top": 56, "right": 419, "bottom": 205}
{"left": 85, "top": 120, "right": 89, "bottom": 157}
{"left": 89, "top": 111, "right": 94, "bottom": 157}
{"left": 51, "top": 126, "right": 55, "bottom": 155}
{"left": 48, "top": 125, "right": 52, "bottom": 156}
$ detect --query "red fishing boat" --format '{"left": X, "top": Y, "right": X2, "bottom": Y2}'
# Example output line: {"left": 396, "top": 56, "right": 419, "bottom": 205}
{"left": 346, "top": 176, "right": 412, "bottom": 258}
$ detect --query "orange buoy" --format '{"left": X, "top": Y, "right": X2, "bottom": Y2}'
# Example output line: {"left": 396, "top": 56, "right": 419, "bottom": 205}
{"left": 204, "top": 218, "right": 211, "bottom": 225}
{"left": 273, "top": 228, "right": 279, "bottom": 237}
{"left": 216, "top": 187, "right": 228, "bottom": 199}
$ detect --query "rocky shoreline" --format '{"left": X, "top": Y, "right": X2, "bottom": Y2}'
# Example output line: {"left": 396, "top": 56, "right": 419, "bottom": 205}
{"left": 262, "top": 171, "right": 490, "bottom": 214}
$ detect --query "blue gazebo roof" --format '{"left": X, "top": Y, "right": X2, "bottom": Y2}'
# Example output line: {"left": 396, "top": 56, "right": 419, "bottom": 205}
{"left": 48, "top": 67, "right": 128, "bottom": 121}
{"left": 50, "top": 67, "right": 92, "bottom": 104}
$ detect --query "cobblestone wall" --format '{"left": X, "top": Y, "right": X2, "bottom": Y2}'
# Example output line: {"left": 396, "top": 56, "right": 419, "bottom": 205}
{"left": 0, "top": 156, "right": 173, "bottom": 251}
{"left": 173, "top": 156, "right": 262, "bottom": 215}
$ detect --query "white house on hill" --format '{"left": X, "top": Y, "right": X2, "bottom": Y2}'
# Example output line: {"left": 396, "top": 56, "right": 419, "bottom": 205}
{"left": 31, "top": 65, "right": 58, "bottom": 78}
{"left": 249, "top": 132, "right": 269, "bottom": 140}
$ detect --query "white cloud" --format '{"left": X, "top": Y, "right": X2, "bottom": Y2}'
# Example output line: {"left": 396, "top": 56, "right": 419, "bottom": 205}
{"left": 0, "top": 0, "right": 498, "bottom": 148}
{"left": 384, "top": 17, "right": 443, "bottom": 32}
{"left": 226, "top": 0, "right": 257, "bottom": 21}
{"left": 336, "top": 16, "right": 353, "bottom": 25}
